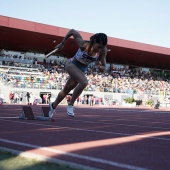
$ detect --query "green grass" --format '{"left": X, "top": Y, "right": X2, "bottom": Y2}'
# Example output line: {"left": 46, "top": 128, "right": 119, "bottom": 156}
{"left": 0, "top": 151, "right": 78, "bottom": 170}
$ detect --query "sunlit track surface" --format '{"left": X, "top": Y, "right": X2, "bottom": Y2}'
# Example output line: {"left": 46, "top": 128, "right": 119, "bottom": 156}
{"left": 0, "top": 104, "right": 170, "bottom": 170}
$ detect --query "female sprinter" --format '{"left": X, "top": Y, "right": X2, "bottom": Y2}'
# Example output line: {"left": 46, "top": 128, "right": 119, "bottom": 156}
{"left": 49, "top": 29, "right": 108, "bottom": 118}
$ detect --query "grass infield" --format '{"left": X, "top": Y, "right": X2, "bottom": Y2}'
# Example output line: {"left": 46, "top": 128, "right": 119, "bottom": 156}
{"left": 0, "top": 150, "right": 77, "bottom": 170}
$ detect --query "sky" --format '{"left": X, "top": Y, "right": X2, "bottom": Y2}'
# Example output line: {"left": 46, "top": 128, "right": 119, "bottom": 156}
{"left": 1, "top": 0, "right": 170, "bottom": 48}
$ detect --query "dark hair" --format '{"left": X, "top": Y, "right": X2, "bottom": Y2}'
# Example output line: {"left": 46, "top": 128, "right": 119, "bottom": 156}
{"left": 90, "top": 33, "right": 108, "bottom": 46}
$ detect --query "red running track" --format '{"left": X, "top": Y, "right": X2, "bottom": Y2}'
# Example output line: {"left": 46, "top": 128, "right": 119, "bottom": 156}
{"left": 0, "top": 104, "right": 170, "bottom": 170}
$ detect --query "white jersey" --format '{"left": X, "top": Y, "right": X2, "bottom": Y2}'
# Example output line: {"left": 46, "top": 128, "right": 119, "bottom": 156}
{"left": 74, "top": 48, "right": 99, "bottom": 65}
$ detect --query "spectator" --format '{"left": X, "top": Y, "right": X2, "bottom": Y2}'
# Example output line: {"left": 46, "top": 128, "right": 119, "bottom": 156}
{"left": 9, "top": 91, "right": 14, "bottom": 104}
{"left": 47, "top": 93, "right": 51, "bottom": 104}
{"left": 19, "top": 92, "right": 23, "bottom": 104}
{"left": 26, "top": 92, "right": 30, "bottom": 105}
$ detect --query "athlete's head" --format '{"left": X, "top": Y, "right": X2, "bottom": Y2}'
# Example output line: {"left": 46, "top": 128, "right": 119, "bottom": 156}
{"left": 88, "top": 33, "right": 107, "bottom": 53}
{"left": 90, "top": 33, "right": 108, "bottom": 46}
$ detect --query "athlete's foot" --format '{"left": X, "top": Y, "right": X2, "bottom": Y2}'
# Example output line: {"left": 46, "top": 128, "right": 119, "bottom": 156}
{"left": 49, "top": 102, "right": 55, "bottom": 118}
{"left": 67, "top": 105, "right": 75, "bottom": 117}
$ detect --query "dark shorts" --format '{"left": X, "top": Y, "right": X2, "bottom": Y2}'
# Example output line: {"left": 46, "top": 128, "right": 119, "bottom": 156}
{"left": 71, "top": 59, "right": 88, "bottom": 72}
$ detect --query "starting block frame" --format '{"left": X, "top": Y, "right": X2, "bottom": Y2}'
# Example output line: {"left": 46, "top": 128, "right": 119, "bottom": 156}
{"left": 19, "top": 106, "right": 55, "bottom": 122}
{"left": 41, "top": 106, "right": 50, "bottom": 117}
{"left": 19, "top": 106, "right": 35, "bottom": 120}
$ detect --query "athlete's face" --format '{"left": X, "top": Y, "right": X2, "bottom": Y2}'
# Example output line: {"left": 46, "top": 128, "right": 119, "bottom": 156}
{"left": 92, "top": 43, "right": 105, "bottom": 53}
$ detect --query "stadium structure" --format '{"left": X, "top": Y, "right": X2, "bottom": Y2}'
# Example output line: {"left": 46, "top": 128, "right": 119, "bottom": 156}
{"left": 0, "top": 15, "right": 170, "bottom": 107}
{"left": 0, "top": 15, "right": 170, "bottom": 70}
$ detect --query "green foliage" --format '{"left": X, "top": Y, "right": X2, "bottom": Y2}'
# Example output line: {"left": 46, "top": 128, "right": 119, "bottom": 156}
{"left": 145, "top": 99, "right": 154, "bottom": 106}
{"left": 124, "top": 97, "right": 135, "bottom": 104}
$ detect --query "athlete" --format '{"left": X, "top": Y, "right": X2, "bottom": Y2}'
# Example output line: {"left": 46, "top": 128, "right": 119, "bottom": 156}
{"left": 49, "top": 29, "right": 108, "bottom": 118}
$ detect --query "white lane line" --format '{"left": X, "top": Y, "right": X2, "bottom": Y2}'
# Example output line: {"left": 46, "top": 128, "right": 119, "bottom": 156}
{"left": 0, "top": 138, "right": 149, "bottom": 170}
{"left": 85, "top": 107, "right": 170, "bottom": 114}
{"left": 0, "top": 119, "right": 170, "bottom": 141}
{"left": 1, "top": 114, "right": 170, "bottom": 130}
{"left": 54, "top": 117, "right": 170, "bottom": 130}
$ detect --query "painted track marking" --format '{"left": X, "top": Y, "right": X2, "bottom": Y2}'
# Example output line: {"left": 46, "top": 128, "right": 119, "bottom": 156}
{"left": 0, "top": 138, "right": 149, "bottom": 170}
{"left": 1, "top": 119, "right": 170, "bottom": 141}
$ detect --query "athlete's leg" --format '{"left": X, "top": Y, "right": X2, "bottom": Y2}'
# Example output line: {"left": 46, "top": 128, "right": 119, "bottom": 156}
{"left": 53, "top": 77, "right": 78, "bottom": 108}
{"left": 65, "top": 61, "right": 88, "bottom": 106}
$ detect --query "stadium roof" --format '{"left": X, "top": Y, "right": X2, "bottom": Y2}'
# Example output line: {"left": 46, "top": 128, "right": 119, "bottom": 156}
{"left": 0, "top": 15, "right": 170, "bottom": 70}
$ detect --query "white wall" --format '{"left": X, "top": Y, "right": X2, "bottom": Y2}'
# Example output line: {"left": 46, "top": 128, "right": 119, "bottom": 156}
{"left": 0, "top": 85, "right": 131, "bottom": 104}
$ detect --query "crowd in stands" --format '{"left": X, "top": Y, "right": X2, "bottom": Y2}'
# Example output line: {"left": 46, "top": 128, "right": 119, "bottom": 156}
{"left": 0, "top": 53, "right": 38, "bottom": 68}
{"left": 0, "top": 57, "right": 170, "bottom": 97}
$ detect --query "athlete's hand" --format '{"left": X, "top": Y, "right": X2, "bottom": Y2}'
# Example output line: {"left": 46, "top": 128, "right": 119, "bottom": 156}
{"left": 95, "top": 61, "right": 106, "bottom": 72}
{"left": 94, "top": 61, "right": 101, "bottom": 69}
{"left": 55, "top": 42, "right": 64, "bottom": 50}
{"left": 96, "top": 61, "right": 102, "bottom": 67}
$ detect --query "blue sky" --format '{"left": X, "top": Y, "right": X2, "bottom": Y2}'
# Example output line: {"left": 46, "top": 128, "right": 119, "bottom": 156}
{"left": 1, "top": 0, "right": 170, "bottom": 48}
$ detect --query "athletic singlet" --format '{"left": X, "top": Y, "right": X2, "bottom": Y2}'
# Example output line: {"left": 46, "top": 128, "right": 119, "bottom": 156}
{"left": 73, "top": 48, "right": 99, "bottom": 65}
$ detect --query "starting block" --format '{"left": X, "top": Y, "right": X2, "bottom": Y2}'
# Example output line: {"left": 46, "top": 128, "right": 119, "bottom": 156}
{"left": 19, "top": 106, "right": 55, "bottom": 122}
{"left": 41, "top": 107, "right": 50, "bottom": 117}
{"left": 19, "top": 106, "right": 35, "bottom": 120}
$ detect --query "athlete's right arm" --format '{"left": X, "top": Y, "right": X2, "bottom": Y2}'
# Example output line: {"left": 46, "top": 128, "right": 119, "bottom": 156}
{"left": 55, "top": 29, "right": 85, "bottom": 49}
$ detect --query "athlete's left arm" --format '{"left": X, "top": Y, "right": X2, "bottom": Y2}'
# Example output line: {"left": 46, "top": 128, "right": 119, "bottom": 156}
{"left": 98, "top": 47, "right": 107, "bottom": 72}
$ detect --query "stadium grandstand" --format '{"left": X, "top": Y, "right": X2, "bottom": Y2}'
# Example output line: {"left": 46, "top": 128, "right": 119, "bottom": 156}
{"left": 0, "top": 15, "right": 170, "bottom": 108}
